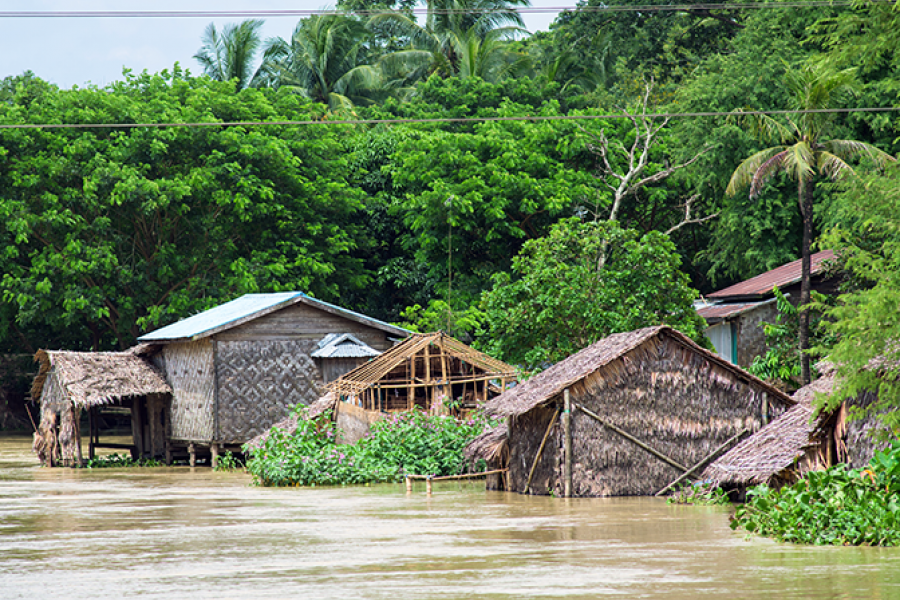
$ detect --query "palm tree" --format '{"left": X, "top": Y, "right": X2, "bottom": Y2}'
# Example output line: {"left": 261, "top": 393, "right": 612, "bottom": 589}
{"left": 726, "top": 62, "right": 895, "bottom": 384}
{"left": 370, "top": 0, "right": 530, "bottom": 83}
{"left": 193, "top": 20, "right": 268, "bottom": 90}
{"left": 262, "top": 14, "right": 382, "bottom": 111}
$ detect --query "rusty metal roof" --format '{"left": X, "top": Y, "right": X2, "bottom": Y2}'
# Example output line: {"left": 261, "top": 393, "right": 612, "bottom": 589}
{"left": 708, "top": 250, "right": 835, "bottom": 300}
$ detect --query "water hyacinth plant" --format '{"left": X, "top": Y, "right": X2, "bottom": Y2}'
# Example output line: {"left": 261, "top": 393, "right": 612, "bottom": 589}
{"left": 731, "top": 440, "right": 900, "bottom": 546}
{"left": 245, "top": 406, "right": 494, "bottom": 487}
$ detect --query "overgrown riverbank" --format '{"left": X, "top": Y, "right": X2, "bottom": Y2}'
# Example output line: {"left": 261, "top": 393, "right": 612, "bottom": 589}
{"left": 245, "top": 408, "right": 492, "bottom": 487}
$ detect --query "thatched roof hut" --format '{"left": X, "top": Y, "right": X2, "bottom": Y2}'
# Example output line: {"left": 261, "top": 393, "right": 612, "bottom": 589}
{"left": 475, "top": 326, "right": 794, "bottom": 497}
{"left": 703, "top": 370, "right": 889, "bottom": 492}
{"left": 32, "top": 346, "right": 171, "bottom": 467}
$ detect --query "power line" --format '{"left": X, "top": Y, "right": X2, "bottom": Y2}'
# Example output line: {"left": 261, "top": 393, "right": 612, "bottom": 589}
{"left": 1, "top": 107, "right": 898, "bottom": 131}
{"left": 0, "top": 2, "right": 889, "bottom": 19}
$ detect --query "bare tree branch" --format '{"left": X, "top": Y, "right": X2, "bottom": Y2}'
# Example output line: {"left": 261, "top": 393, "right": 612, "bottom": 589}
{"left": 665, "top": 194, "right": 721, "bottom": 235}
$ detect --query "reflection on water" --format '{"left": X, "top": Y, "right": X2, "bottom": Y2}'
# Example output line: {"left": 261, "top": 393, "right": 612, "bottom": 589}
{"left": 1, "top": 433, "right": 898, "bottom": 600}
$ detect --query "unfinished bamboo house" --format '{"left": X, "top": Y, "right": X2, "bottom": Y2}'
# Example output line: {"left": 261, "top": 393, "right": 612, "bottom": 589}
{"left": 704, "top": 370, "right": 889, "bottom": 496}
{"left": 32, "top": 345, "right": 171, "bottom": 466}
{"left": 136, "top": 292, "right": 408, "bottom": 465}
{"left": 247, "top": 332, "right": 518, "bottom": 447}
{"left": 471, "top": 325, "right": 795, "bottom": 497}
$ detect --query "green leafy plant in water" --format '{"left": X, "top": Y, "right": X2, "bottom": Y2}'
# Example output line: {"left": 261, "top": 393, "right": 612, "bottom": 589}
{"left": 731, "top": 439, "right": 900, "bottom": 546}
{"left": 214, "top": 450, "right": 243, "bottom": 472}
{"left": 668, "top": 481, "right": 731, "bottom": 505}
{"left": 84, "top": 453, "right": 163, "bottom": 468}
{"left": 244, "top": 406, "right": 495, "bottom": 487}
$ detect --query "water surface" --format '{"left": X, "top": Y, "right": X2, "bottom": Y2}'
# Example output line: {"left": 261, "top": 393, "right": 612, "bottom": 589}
{"left": 1, "top": 434, "right": 897, "bottom": 599}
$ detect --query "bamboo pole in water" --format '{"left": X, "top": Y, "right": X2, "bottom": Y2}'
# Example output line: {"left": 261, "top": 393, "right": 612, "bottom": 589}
{"left": 564, "top": 389, "right": 572, "bottom": 498}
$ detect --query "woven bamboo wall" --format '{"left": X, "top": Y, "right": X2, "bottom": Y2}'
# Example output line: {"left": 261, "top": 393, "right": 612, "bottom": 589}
{"left": 162, "top": 340, "right": 215, "bottom": 442}
{"left": 215, "top": 339, "right": 322, "bottom": 444}
{"left": 511, "top": 337, "right": 786, "bottom": 497}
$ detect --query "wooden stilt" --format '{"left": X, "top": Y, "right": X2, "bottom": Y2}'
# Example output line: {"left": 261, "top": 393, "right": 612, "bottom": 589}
{"left": 406, "top": 476, "right": 412, "bottom": 493}
{"left": 211, "top": 442, "right": 219, "bottom": 469}
{"left": 73, "top": 407, "right": 83, "bottom": 468}
{"left": 165, "top": 446, "right": 172, "bottom": 466}
{"left": 424, "top": 343, "right": 432, "bottom": 412}
{"left": 408, "top": 355, "right": 415, "bottom": 411}
{"left": 188, "top": 442, "right": 196, "bottom": 468}
{"left": 88, "top": 407, "right": 95, "bottom": 460}
{"left": 563, "top": 389, "right": 572, "bottom": 498}
{"left": 426, "top": 476, "right": 433, "bottom": 495}
{"left": 440, "top": 343, "right": 449, "bottom": 414}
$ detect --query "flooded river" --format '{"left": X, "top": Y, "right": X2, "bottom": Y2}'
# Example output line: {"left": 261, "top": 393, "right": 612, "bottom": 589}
{"left": 1, "top": 434, "right": 898, "bottom": 600}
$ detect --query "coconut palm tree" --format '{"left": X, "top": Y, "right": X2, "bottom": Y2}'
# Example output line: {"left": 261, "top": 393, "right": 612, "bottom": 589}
{"left": 369, "top": 0, "right": 530, "bottom": 84}
{"left": 193, "top": 20, "right": 268, "bottom": 90}
{"left": 726, "top": 62, "right": 895, "bottom": 384}
{"left": 262, "top": 13, "right": 382, "bottom": 111}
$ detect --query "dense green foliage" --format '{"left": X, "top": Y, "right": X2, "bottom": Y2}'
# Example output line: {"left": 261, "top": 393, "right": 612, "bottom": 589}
{"left": 244, "top": 408, "right": 491, "bottom": 487}
{"left": 84, "top": 453, "right": 163, "bottom": 468}
{"left": 732, "top": 441, "right": 900, "bottom": 546}
{"left": 482, "top": 218, "right": 706, "bottom": 368}
{"left": 815, "top": 165, "right": 900, "bottom": 431}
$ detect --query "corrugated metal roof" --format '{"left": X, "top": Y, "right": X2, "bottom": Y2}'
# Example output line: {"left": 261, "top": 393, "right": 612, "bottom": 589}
{"left": 311, "top": 333, "right": 381, "bottom": 359}
{"left": 138, "top": 293, "right": 409, "bottom": 342}
{"left": 696, "top": 298, "right": 776, "bottom": 322}
{"left": 708, "top": 249, "right": 835, "bottom": 300}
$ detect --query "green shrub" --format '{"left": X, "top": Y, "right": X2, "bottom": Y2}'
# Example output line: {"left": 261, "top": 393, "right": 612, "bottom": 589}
{"left": 731, "top": 440, "right": 900, "bottom": 545}
{"left": 244, "top": 406, "right": 494, "bottom": 487}
{"left": 667, "top": 481, "right": 731, "bottom": 505}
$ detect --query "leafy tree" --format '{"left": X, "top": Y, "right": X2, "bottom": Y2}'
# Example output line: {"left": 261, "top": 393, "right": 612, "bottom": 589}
{"left": 263, "top": 13, "right": 382, "bottom": 110}
{"left": 193, "top": 20, "right": 269, "bottom": 90}
{"left": 816, "top": 166, "right": 900, "bottom": 432}
{"left": 0, "top": 70, "right": 367, "bottom": 351}
{"left": 726, "top": 62, "right": 895, "bottom": 384}
{"left": 481, "top": 218, "right": 706, "bottom": 369}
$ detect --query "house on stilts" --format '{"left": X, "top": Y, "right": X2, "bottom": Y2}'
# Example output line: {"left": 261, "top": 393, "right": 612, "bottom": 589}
{"left": 33, "top": 292, "right": 408, "bottom": 467}
{"left": 469, "top": 325, "right": 794, "bottom": 497}
{"left": 248, "top": 331, "right": 518, "bottom": 448}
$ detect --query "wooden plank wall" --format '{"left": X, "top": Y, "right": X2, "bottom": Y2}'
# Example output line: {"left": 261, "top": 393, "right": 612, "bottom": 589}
{"left": 161, "top": 340, "right": 216, "bottom": 442}
{"left": 215, "top": 339, "right": 323, "bottom": 444}
{"left": 214, "top": 303, "right": 395, "bottom": 350}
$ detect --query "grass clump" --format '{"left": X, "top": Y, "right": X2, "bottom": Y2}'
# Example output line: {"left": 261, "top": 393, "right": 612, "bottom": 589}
{"left": 245, "top": 407, "right": 493, "bottom": 487}
{"left": 731, "top": 440, "right": 900, "bottom": 545}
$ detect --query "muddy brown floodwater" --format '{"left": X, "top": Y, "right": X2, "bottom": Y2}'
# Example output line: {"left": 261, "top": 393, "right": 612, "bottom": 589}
{"left": 1, "top": 434, "right": 899, "bottom": 600}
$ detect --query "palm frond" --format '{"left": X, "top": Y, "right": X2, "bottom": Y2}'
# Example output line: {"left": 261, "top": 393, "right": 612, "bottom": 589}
{"left": 749, "top": 149, "right": 791, "bottom": 198}
{"left": 817, "top": 151, "right": 856, "bottom": 180}
{"left": 824, "top": 139, "right": 897, "bottom": 169}
{"left": 726, "top": 146, "right": 786, "bottom": 196}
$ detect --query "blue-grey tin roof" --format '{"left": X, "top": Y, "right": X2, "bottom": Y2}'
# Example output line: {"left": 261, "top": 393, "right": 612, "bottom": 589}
{"left": 138, "top": 292, "right": 409, "bottom": 343}
{"left": 311, "top": 333, "right": 381, "bottom": 359}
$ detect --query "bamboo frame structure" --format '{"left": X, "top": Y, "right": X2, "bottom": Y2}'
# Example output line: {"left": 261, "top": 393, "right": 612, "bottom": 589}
{"left": 325, "top": 332, "right": 517, "bottom": 415}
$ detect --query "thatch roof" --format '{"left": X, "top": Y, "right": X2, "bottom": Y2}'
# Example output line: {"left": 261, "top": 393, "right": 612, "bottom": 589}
{"left": 464, "top": 423, "right": 508, "bottom": 463}
{"left": 483, "top": 326, "right": 793, "bottom": 418}
{"left": 32, "top": 346, "right": 171, "bottom": 409}
{"left": 703, "top": 373, "right": 834, "bottom": 487}
{"left": 325, "top": 331, "right": 516, "bottom": 397}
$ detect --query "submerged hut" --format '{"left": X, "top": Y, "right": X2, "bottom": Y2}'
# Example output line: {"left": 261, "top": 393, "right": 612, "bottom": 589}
{"left": 474, "top": 325, "right": 794, "bottom": 497}
{"left": 137, "top": 292, "right": 408, "bottom": 464}
{"left": 704, "top": 371, "right": 889, "bottom": 494}
{"left": 32, "top": 345, "right": 171, "bottom": 466}
{"left": 247, "top": 332, "right": 517, "bottom": 447}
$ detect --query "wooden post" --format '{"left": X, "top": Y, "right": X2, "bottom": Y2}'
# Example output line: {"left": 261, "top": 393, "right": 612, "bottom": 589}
{"left": 563, "top": 389, "right": 572, "bottom": 498}
{"left": 210, "top": 442, "right": 219, "bottom": 469}
{"left": 73, "top": 406, "right": 83, "bottom": 468}
{"left": 165, "top": 446, "right": 172, "bottom": 466}
{"left": 188, "top": 442, "right": 196, "bottom": 468}
{"left": 408, "top": 355, "right": 415, "bottom": 411}
{"left": 88, "top": 407, "right": 95, "bottom": 460}
{"left": 761, "top": 393, "right": 769, "bottom": 426}
{"left": 406, "top": 476, "right": 412, "bottom": 493}
{"left": 424, "top": 343, "right": 432, "bottom": 412}
{"left": 440, "top": 344, "right": 449, "bottom": 415}
{"left": 426, "top": 476, "right": 433, "bottom": 495}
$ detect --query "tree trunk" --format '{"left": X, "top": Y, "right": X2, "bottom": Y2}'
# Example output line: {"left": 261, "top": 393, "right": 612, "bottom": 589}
{"left": 798, "top": 176, "right": 814, "bottom": 385}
